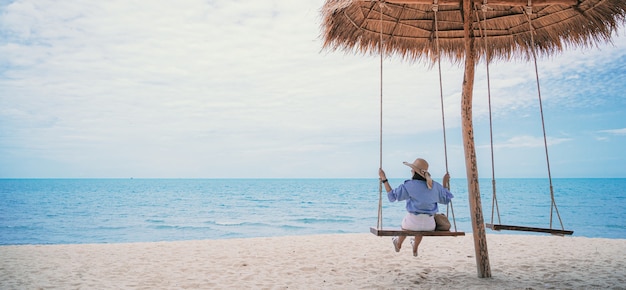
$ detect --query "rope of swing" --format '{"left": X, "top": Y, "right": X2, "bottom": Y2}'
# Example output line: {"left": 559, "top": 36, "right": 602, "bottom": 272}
{"left": 525, "top": 1, "right": 566, "bottom": 231}
{"left": 433, "top": 1, "right": 458, "bottom": 232}
{"left": 377, "top": 2, "right": 384, "bottom": 230}
{"left": 477, "top": 1, "right": 502, "bottom": 227}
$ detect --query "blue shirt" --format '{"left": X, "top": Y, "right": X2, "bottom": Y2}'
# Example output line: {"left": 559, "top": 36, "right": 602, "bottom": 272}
{"left": 387, "top": 179, "right": 454, "bottom": 215}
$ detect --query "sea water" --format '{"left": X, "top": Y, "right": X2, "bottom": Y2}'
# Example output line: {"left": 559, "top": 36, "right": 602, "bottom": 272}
{"left": 1, "top": 178, "right": 624, "bottom": 245}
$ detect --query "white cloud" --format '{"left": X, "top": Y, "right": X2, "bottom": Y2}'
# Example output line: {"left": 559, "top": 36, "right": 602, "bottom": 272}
{"left": 600, "top": 128, "right": 626, "bottom": 136}
{"left": 489, "top": 135, "right": 572, "bottom": 149}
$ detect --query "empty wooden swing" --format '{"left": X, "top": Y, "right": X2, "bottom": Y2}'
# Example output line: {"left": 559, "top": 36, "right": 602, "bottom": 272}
{"left": 476, "top": 4, "right": 573, "bottom": 236}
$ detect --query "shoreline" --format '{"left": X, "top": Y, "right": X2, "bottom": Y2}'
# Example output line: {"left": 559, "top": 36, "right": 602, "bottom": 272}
{"left": 2, "top": 233, "right": 625, "bottom": 289}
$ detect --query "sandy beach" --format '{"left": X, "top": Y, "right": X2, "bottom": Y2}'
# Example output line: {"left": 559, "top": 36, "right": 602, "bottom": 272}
{"left": 1, "top": 233, "right": 625, "bottom": 289}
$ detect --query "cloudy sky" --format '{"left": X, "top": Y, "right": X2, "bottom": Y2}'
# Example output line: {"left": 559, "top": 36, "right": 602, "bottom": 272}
{"left": 1, "top": 0, "right": 625, "bottom": 178}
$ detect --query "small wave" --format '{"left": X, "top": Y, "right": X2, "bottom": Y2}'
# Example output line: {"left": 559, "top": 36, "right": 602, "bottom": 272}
{"left": 150, "top": 225, "right": 211, "bottom": 230}
{"left": 212, "top": 221, "right": 273, "bottom": 228}
{"left": 212, "top": 221, "right": 245, "bottom": 226}
{"left": 606, "top": 224, "right": 626, "bottom": 229}
{"left": 278, "top": 224, "right": 308, "bottom": 230}
{"left": 1, "top": 225, "right": 41, "bottom": 230}
{"left": 293, "top": 217, "right": 353, "bottom": 224}
{"left": 95, "top": 226, "right": 129, "bottom": 230}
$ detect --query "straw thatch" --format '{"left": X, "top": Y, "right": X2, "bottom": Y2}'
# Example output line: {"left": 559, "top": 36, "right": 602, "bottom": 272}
{"left": 321, "top": 0, "right": 626, "bottom": 63}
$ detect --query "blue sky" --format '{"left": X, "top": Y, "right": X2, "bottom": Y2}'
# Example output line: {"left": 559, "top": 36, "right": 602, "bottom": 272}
{"left": 1, "top": 0, "right": 625, "bottom": 178}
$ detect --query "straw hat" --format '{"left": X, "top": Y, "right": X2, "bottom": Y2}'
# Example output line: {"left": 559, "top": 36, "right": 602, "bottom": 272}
{"left": 403, "top": 158, "right": 433, "bottom": 189}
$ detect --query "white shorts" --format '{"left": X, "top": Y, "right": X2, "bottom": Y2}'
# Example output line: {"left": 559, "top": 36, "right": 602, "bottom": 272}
{"left": 401, "top": 213, "right": 436, "bottom": 231}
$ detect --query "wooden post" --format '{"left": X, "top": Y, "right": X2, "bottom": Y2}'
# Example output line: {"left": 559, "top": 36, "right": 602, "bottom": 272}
{"left": 461, "top": 0, "right": 491, "bottom": 278}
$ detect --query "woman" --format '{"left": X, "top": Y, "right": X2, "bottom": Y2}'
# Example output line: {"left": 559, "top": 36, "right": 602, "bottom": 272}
{"left": 378, "top": 157, "right": 453, "bottom": 257}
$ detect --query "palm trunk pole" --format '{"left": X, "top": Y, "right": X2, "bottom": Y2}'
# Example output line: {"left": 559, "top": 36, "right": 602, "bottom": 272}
{"left": 461, "top": 0, "right": 491, "bottom": 278}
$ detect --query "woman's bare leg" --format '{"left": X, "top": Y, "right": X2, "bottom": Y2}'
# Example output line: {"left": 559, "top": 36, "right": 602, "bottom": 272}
{"left": 412, "top": 235, "right": 423, "bottom": 256}
{"left": 397, "top": 236, "right": 407, "bottom": 247}
{"left": 393, "top": 235, "right": 408, "bottom": 252}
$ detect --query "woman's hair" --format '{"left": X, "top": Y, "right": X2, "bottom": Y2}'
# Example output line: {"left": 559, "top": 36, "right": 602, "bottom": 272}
{"left": 412, "top": 172, "right": 426, "bottom": 181}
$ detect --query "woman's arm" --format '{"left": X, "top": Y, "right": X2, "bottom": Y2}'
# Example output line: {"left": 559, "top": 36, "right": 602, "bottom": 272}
{"left": 379, "top": 168, "right": 391, "bottom": 193}
{"left": 442, "top": 172, "right": 450, "bottom": 190}
{"left": 438, "top": 172, "right": 453, "bottom": 204}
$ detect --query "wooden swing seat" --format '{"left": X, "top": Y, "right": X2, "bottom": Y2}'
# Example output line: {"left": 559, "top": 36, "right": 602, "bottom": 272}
{"left": 486, "top": 223, "right": 573, "bottom": 235}
{"left": 370, "top": 227, "right": 465, "bottom": 237}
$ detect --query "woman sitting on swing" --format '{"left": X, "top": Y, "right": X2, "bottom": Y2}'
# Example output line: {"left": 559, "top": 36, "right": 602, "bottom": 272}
{"left": 378, "top": 157, "right": 453, "bottom": 257}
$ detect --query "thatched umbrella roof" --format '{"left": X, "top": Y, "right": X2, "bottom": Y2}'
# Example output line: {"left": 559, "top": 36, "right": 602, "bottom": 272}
{"left": 321, "top": 0, "right": 626, "bottom": 62}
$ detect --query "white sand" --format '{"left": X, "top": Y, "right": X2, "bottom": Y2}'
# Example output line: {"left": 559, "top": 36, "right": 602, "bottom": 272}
{"left": 1, "top": 233, "right": 625, "bottom": 289}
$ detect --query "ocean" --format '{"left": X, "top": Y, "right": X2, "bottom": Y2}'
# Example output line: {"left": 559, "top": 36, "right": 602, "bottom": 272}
{"left": 1, "top": 178, "right": 624, "bottom": 245}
